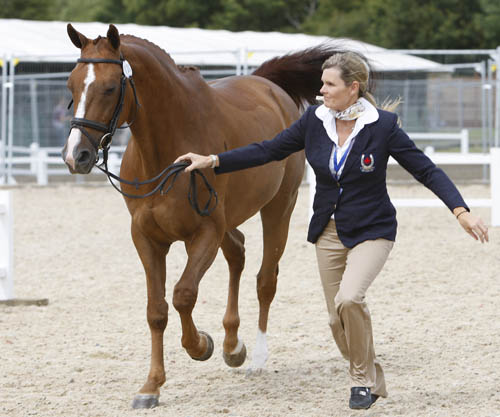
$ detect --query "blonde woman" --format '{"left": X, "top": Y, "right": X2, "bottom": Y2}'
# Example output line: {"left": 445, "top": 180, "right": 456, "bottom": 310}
{"left": 176, "top": 51, "right": 488, "bottom": 410}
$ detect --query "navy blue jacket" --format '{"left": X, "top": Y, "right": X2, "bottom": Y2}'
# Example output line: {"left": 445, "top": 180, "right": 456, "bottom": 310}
{"left": 215, "top": 105, "right": 468, "bottom": 248}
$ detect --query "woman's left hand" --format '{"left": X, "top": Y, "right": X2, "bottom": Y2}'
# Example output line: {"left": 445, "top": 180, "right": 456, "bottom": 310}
{"left": 457, "top": 212, "right": 489, "bottom": 243}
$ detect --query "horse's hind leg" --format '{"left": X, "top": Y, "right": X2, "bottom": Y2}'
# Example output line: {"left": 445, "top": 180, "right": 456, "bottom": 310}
{"left": 221, "top": 228, "right": 247, "bottom": 367}
{"left": 248, "top": 187, "right": 300, "bottom": 373}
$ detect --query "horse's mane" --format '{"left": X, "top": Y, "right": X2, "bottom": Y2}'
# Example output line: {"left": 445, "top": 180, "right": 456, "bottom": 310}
{"left": 119, "top": 34, "right": 200, "bottom": 74}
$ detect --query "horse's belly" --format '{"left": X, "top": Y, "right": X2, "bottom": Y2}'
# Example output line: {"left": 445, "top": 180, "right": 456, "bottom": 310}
{"left": 223, "top": 161, "right": 286, "bottom": 227}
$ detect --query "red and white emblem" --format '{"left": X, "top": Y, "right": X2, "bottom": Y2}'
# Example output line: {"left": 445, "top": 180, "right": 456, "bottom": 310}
{"left": 360, "top": 154, "right": 375, "bottom": 172}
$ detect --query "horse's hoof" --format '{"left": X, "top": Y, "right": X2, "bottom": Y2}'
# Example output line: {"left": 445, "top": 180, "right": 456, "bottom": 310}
{"left": 131, "top": 394, "right": 159, "bottom": 409}
{"left": 191, "top": 330, "right": 214, "bottom": 361}
{"left": 223, "top": 342, "right": 247, "bottom": 368}
{"left": 245, "top": 367, "right": 264, "bottom": 378}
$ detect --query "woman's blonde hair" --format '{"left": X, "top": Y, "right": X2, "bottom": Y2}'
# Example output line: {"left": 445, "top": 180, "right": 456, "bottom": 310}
{"left": 322, "top": 51, "right": 401, "bottom": 113}
{"left": 322, "top": 51, "right": 376, "bottom": 106}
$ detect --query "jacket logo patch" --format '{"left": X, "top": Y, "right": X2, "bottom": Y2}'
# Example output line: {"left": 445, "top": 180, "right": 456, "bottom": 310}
{"left": 360, "top": 154, "right": 375, "bottom": 173}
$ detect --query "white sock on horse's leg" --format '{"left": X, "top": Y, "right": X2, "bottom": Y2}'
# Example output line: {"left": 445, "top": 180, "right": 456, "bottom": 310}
{"left": 247, "top": 329, "right": 268, "bottom": 373}
{"left": 230, "top": 337, "right": 245, "bottom": 355}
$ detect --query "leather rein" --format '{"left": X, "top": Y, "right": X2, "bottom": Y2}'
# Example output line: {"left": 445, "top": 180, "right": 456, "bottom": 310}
{"left": 69, "top": 55, "right": 217, "bottom": 216}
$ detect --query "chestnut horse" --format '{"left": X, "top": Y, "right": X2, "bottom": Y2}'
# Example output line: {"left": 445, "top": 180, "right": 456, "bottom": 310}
{"left": 62, "top": 23, "right": 342, "bottom": 408}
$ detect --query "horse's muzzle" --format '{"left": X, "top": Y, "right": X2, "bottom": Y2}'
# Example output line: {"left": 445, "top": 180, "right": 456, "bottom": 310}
{"left": 62, "top": 145, "right": 95, "bottom": 174}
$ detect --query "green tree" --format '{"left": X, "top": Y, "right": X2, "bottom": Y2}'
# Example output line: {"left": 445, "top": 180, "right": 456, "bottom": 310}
{"left": 476, "top": 0, "right": 500, "bottom": 48}
{"left": 50, "top": 0, "right": 131, "bottom": 23}
{"left": 301, "top": 0, "right": 371, "bottom": 41}
{"left": 0, "top": 0, "right": 52, "bottom": 20}
{"left": 2, "top": 0, "right": 498, "bottom": 51}
{"left": 302, "top": 0, "right": 485, "bottom": 50}
{"left": 51, "top": 0, "right": 104, "bottom": 22}
{"left": 210, "top": 0, "right": 318, "bottom": 32}
{"left": 93, "top": 0, "right": 133, "bottom": 24}
{"left": 370, "top": 0, "right": 483, "bottom": 49}
{"left": 119, "top": 0, "right": 223, "bottom": 27}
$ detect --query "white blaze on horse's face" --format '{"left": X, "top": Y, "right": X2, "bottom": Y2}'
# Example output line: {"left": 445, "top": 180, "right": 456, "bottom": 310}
{"left": 64, "top": 64, "right": 96, "bottom": 169}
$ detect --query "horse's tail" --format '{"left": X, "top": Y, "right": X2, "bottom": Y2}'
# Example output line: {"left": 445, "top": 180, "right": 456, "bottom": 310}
{"left": 252, "top": 43, "right": 350, "bottom": 108}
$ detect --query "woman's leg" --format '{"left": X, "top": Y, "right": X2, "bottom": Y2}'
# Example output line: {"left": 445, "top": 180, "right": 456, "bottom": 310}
{"left": 314, "top": 220, "right": 349, "bottom": 359}
{"left": 334, "top": 238, "right": 394, "bottom": 397}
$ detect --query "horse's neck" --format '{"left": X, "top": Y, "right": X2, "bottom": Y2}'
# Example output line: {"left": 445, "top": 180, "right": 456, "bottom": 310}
{"left": 124, "top": 41, "right": 215, "bottom": 173}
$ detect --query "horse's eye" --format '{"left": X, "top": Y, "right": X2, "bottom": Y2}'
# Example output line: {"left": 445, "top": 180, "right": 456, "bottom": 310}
{"left": 104, "top": 86, "right": 116, "bottom": 96}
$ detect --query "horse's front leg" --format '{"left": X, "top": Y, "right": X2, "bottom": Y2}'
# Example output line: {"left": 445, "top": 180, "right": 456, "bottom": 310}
{"left": 221, "top": 228, "right": 247, "bottom": 367}
{"left": 173, "top": 222, "right": 221, "bottom": 361}
{"left": 131, "top": 224, "right": 170, "bottom": 409}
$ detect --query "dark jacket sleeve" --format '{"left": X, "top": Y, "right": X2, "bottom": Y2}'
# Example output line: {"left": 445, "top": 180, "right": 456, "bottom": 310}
{"left": 214, "top": 107, "right": 310, "bottom": 174}
{"left": 386, "top": 113, "right": 469, "bottom": 212}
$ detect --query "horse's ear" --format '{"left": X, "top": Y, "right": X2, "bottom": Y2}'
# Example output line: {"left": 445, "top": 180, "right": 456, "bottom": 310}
{"left": 107, "top": 24, "right": 120, "bottom": 50}
{"left": 67, "top": 23, "right": 89, "bottom": 49}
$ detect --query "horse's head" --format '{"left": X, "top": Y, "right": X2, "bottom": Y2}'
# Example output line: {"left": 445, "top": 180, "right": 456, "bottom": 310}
{"left": 63, "top": 24, "right": 134, "bottom": 174}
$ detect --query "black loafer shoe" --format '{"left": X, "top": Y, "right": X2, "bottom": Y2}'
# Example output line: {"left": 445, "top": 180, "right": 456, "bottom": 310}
{"left": 349, "top": 387, "right": 378, "bottom": 410}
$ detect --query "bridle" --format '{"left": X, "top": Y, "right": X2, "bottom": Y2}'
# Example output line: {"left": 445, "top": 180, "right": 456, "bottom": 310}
{"left": 69, "top": 54, "right": 218, "bottom": 216}
{"left": 69, "top": 54, "right": 139, "bottom": 153}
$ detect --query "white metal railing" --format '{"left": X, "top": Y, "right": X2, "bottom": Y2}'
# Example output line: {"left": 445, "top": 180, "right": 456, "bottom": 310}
{"left": 0, "top": 190, "right": 13, "bottom": 300}
{"left": 0, "top": 143, "right": 125, "bottom": 185}
{"left": 307, "top": 148, "right": 500, "bottom": 226}
{"left": 409, "top": 129, "right": 469, "bottom": 154}
{"left": 0, "top": 131, "right": 470, "bottom": 185}
{"left": 1, "top": 142, "right": 499, "bottom": 225}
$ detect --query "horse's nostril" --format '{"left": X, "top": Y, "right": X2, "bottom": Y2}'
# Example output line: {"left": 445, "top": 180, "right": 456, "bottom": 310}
{"left": 76, "top": 149, "right": 91, "bottom": 166}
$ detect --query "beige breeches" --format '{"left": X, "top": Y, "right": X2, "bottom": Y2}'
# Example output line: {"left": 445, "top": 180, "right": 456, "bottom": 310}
{"left": 315, "top": 220, "right": 393, "bottom": 397}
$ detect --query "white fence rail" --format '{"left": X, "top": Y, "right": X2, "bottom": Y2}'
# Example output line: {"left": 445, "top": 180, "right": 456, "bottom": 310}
{"left": 1, "top": 142, "right": 499, "bottom": 225}
{"left": 0, "top": 143, "right": 125, "bottom": 185}
{"left": 0, "top": 191, "right": 13, "bottom": 300}
{"left": 0, "top": 132, "right": 471, "bottom": 185}
{"left": 307, "top": 148, "right": 500, "bottom": 226}
{"left": 409, "top": 129, "right": 469, "bottom": 154}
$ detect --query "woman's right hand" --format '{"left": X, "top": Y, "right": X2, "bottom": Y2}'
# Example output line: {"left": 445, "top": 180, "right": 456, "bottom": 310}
{"left": 174, "top": 153, "right": 215, "bottom": 172}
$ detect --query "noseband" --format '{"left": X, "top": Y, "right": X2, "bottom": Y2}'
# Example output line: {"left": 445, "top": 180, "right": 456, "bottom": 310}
{"left": 69, "top": 55, "right": 140, "bottom": 153}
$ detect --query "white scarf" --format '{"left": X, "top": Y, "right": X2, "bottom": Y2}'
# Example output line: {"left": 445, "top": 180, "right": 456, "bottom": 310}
{"left": 334, "top": 99, "right": 366, "bottom": 121}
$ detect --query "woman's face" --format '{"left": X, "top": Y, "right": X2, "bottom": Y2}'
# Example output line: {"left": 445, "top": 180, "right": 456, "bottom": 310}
{"left": 320, "top": 67, "right": 359, "bottom": 112}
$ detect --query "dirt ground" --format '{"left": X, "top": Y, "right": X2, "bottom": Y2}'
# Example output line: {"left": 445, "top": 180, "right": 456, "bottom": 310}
{"left": 1, "top": 183, "right": 499, "bottom": 417}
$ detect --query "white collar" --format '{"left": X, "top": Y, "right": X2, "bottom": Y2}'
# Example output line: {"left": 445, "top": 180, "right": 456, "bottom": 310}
{"left": 315, "top": 97, "right": 379, "bottom": 145}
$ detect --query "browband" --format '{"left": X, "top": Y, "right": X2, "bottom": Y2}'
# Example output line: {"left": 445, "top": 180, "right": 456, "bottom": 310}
{"left": 77, "top": 58, "right": 123, "bottom": 65}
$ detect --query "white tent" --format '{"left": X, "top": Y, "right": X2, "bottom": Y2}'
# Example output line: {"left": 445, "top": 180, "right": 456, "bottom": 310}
{"left": 0, "top": 19, "right": 443, "bottom": 72}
